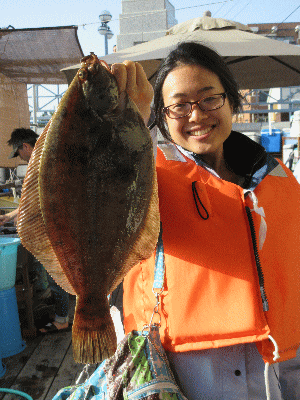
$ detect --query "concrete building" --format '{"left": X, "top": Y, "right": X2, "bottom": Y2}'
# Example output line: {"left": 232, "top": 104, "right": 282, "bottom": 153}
{"left": 248, "top": 22, "right": 300, "bottom": 44}
{"left": 117, "top": 0, "right": 177, "bottom": 51}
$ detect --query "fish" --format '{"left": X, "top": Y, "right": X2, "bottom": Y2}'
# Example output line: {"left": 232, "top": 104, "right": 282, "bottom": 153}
{"left": 17, "top": 53, "right": 160, "bottom": 364}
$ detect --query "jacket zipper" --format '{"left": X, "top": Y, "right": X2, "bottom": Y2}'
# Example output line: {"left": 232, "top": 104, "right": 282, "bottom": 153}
{"left": 245, "top": 206, "right": 269, "bottom": 312}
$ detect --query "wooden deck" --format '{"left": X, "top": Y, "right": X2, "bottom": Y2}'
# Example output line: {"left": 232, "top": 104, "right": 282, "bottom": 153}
{"left": 0, "top": 296, "right": 97, "bottom": 400}
{"left": 0, "top": 240, "right": 103, "bottom": 400}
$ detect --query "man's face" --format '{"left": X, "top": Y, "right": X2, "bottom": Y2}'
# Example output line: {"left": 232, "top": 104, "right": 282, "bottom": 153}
{"left": 17, "top": 143, "right": 33, "bottom": 162}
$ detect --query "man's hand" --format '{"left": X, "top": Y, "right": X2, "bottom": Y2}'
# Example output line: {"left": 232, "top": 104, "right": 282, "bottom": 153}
{"left": 0, "top": 208, "right": 19, "bottom": 227}
{"left": 111, "top": 61, "right": 154, "bottom": 125}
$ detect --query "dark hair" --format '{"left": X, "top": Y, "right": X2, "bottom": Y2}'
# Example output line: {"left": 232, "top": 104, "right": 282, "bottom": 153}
{"left": 153, "top": 42, "right": 242, "bottom": 141}
{"left": 8, "top": 128, "right": 39, "bottom": 147}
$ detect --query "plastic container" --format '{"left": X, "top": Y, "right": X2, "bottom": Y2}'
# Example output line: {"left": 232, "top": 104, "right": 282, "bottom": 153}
{"left": 0, "top": 237, "right": 20, "bottom": 291}
{"left": 16, "top": 165, "right": 28, "bottom": 178}
{"left": 260, "top": 129, "right": 282, "bottom": 153}
{"left": 290, "top": 110, "right": 300, "bottom": 137}
{"left": 261, "top": 128, "right": 282, "bottom": 135}
{"left": 0, "top": 350, "right": 6, "bottom": 378}
{"left": 0, "top": 286, "right": 26, "bottom": 358}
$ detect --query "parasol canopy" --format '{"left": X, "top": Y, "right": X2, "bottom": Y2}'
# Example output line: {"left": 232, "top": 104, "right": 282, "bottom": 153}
{"left": 62, "top": 15, "right": 300, "bottom": 89}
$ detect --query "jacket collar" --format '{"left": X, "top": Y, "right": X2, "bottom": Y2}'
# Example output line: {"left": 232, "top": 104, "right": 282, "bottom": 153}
{"left": 159, "top": 131, "right": 283, "bottom": 190}
{"left": 223, "top": 131, "right": 267, "bottom": 179}
{"left": 177, "top": 131, "right": 278, "bottom": 189}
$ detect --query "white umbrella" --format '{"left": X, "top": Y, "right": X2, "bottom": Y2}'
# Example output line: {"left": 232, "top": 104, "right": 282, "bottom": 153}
{"left": 62, "top": 15, "right": 300, "bottom": 89}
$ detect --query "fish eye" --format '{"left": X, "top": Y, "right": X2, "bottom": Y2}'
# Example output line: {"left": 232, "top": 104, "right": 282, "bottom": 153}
{"left": 78, "top": 68, "right": 88, "bottom": 81}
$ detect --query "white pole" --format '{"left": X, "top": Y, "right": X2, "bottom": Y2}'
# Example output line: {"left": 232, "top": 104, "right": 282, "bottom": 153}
{"left": 33, "top": 84, "right": 38, "bottom": 133}
{"left": 268, "top": 104, "right": 273, "bottom": 135}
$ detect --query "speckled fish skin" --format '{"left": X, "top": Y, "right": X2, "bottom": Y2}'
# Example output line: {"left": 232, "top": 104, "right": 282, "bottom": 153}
{"left": 18, "top": 53, "right": 160, "bottom": 364}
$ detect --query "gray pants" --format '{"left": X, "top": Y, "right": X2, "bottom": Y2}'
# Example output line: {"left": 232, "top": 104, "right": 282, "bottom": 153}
{"left": 279, "top": 347, "right": 300, "bottom": 400}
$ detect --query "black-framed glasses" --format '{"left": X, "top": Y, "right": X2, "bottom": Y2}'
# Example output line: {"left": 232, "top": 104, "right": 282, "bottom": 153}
{"left": 163, "top": 93, "right": 227, "bottom": 119}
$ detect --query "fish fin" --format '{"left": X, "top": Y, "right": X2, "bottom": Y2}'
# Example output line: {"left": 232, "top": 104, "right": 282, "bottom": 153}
{"left": 17, "top": 120, "right": 76, "bottom": 294}
{"left": 17, "top": 121, "right": 76, "bottom": 295}
{"left": 72, "top": 295, "right": 117, "bottom": 364}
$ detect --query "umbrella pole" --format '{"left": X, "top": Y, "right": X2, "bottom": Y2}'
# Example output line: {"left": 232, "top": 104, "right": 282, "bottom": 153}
{"left": 268, "top": 104, "right": 273, "bottom": 135}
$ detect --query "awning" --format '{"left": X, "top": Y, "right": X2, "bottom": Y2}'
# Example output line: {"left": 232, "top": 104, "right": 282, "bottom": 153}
{"left": 0, "top": 26, "right": 84, "bottom": 85}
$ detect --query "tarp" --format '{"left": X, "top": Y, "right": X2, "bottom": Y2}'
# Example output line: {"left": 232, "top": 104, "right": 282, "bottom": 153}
{"left": 0, "top": 26, "right": 84, "bottom": 84}
{"left": 0, "top": 73, "right": 30, "bottom": 168}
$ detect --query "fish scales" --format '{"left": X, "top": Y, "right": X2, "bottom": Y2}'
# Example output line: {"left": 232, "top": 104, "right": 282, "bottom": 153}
{"left": 18, "top": 53, "right": 160, "bottom": 364}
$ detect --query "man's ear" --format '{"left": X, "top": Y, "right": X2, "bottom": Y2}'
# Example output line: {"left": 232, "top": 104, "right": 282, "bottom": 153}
{"left": 23, "top": 143, "right": 34, "bottom": 152}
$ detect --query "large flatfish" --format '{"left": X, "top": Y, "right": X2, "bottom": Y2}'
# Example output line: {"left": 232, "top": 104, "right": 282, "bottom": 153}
{"left": 17, "top": 53, "right": 160, "bottom": 364}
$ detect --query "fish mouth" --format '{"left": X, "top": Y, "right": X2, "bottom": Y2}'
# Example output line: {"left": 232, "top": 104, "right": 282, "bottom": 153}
{"left": 186, "top": 125, "right": 216, "bottom": 137}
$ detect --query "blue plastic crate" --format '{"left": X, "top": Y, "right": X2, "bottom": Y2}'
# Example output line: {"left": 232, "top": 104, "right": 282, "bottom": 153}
{"left": 261, "top": 128, "right": 282, "bottom": 135}
{"left": 260, "top": 132, "right": 282, "bottom": 153}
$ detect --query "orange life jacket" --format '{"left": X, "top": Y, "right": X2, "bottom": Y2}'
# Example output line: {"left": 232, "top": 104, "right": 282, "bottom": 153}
{"left": 123, "top": 143, "right": 300, "bottom": 364}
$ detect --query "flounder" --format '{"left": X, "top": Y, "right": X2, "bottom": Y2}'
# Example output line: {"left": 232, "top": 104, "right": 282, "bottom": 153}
{"left": 17, "top": 53, "right": 160, "bottom": 364}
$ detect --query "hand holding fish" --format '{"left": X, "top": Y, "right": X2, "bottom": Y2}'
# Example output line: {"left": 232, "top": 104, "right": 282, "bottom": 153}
{"left": 111, "top": 60, "right": 154, "bottom": 125}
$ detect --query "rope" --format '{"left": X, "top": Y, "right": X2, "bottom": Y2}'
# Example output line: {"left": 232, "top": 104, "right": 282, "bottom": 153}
{"left": 264, "top": 362, "right": 271, "bottom": 400}
{"left": 76, "top": 364, "right": 91, "bottom": 385}
{"left": 192, "top": 181, "right": 209, "bottom": 220}
{"left": 0, "top": 388, "right": 33, "bottom": 400}
{"left": 268, "top": 334, "right": 280, "bottom": 362}
{"left": 264, "top": 335, "right": 280, "bottom": 400}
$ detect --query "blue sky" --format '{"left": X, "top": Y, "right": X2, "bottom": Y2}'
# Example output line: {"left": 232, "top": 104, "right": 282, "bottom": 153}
{"left": 2, "top": 0, "right": 300, "bottom": 56}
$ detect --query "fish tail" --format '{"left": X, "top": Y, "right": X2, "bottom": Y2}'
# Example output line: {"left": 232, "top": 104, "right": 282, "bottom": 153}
{"left": 72, "top": 295, "right": 117, "bottom": 364}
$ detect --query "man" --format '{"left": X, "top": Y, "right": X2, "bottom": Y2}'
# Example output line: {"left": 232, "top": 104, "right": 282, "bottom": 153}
{"left": 0, "top": 128, "right": 70, "bottom": 334}
{"left": 0, "top": 128, "right": 38, "bottom": 225}
{"left": 8, "top": 127, "right": 38, "bottom": 162}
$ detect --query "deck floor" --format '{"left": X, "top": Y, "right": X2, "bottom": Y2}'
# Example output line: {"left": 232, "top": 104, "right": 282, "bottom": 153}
{"left": 0, "top": 296, "right": 98, "bottom": 400}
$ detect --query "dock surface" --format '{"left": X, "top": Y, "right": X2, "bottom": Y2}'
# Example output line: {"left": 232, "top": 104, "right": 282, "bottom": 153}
{"left": 0, "top": 296, "right": 98, "bottom": 400}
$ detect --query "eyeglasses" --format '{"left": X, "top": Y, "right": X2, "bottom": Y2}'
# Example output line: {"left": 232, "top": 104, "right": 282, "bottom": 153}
{"left": 163, "top": 93, "right": 227, "bottom": 119}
